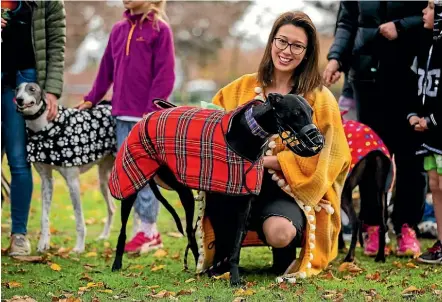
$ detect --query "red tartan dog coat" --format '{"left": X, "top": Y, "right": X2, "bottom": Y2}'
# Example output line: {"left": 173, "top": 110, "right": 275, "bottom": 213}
{"left": 108, "top": 101, "right": 264, "bottom": 200}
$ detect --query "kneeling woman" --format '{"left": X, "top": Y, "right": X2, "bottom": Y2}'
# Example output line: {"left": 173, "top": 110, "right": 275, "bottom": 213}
{"left": 197, "top": 11, "right": 351, "bottom": 279}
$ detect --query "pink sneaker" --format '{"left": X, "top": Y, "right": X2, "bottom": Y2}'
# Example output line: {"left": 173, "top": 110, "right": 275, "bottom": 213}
{"left": 396, "top": 224, "right": 421, "bottom": 257}
{"left": 124, "top": 232, "right": 163, "bottom": 254}
{"left": 363, "top": 226, "right": 390, "bottom": 257}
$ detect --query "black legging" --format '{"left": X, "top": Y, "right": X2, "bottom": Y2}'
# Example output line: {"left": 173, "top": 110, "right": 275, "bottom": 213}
{"left": 351, "top": 77, "right": 427, "bottom": 234}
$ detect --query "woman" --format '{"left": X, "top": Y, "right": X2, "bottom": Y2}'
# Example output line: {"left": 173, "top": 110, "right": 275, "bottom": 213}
{"left": 1, "top": 0, "right": 66, "bottom": 256}
{"left": 195, "top": 11, "right": 351, "bottom": 279}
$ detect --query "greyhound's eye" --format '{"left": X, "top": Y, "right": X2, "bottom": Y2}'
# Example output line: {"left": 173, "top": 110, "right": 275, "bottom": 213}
{"left": 30, "top": 87, "right": 36, "bottom": 92}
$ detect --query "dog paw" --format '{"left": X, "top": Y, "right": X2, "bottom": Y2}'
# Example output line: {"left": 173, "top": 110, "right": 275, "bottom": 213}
{"left": 97, "top": 233, "right": 110, "bottom": 241}
{"left": 37, "top": 240, "right": 50, "bottom": 253}
{"left": 375, "top": 255, "right": 386, "bottom": 263}
{"left": 72, "top": 246, "right": 85, "bottom": 253}
{"left": 112, "top": 260, "right": 122, "bottom": 272}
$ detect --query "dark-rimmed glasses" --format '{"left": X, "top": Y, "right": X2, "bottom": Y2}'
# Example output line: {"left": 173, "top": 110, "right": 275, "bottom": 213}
{"left": 273, "top": 38, "right": 306, "bottom": 55}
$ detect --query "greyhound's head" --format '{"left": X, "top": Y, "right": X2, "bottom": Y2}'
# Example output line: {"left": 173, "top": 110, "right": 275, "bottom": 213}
{"left": 15, "top": 82, "right": 47, "bottom": 119}
{"left": 255, "top": 93, "right": 324, "bottom": 157}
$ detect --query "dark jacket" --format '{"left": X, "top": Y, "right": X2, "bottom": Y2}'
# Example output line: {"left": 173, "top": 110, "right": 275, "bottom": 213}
{"left": 407, "top": 24, "right": 442, "bottom": 154}
{"left": 327, "top": 1, "right": 426, "bottom": 82}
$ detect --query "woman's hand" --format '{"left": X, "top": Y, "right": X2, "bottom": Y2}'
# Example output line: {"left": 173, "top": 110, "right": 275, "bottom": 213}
{"left": 1, "top": 18, "right": 7, "bottom": 28}
{"left": 263, "top": 155, "right": 281, "bottom": 171}
{"left": 46, "top": 93, "right": 59, "bottom": 121}
{"left": 75, "top": 100, "right": 93, "bottom": 110}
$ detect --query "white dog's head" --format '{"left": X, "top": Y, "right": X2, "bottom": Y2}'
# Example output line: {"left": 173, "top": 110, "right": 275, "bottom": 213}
{"left": 15, "top": 82, "right": 46, "bottom": 117}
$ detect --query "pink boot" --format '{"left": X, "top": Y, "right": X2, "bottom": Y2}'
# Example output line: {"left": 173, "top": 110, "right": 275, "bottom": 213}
{"left": 396, "top": 224, "right": 421, "bottom": 257}
{"left": 363, "top": 226, "right": 391, "bottom": 257}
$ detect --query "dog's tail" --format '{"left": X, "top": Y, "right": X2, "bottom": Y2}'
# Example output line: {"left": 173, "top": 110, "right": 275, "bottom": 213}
{"left": 112, "top": 194, "right": 136, "bottom": 272}
{"left": 148, "top": 179, "right": 184, "bottom": 235}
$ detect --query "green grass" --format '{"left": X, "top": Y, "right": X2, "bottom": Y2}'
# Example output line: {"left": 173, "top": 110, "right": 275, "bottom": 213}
{"left": 1, "top": 168, "right": 441, "bottom": 302}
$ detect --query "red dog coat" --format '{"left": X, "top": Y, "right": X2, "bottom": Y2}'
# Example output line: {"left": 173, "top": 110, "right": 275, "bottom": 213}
{"left": 342, "top": 118, "right": 390, "bottom": 173}
{"left": 109, "top": 101, "right": 264, "bottom": 200}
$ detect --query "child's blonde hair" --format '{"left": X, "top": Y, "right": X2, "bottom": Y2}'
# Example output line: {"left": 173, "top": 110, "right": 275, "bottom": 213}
{"left": 140, "top": 0, "right": 168, "bottom": 30}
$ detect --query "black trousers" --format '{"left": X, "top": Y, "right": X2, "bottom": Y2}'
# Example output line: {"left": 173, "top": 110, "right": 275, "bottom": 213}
{"left": 351, "top": 77, "right": 427, "bottom": 234}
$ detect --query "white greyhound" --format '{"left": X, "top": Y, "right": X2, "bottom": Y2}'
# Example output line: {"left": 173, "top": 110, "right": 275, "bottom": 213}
{"left": 15, "top": 82, "right": 117, "bottom": 253}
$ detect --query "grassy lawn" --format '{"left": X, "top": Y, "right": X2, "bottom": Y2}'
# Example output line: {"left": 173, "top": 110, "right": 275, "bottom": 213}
{"left": 1, "top": 168, "right": 441, "bottom": 302}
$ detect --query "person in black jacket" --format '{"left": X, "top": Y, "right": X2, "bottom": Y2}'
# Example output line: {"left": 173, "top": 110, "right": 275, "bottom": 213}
{"left": 323, "top": 1, "right": 427, "bottom": 257}
{"left": 408, "top": 0, "right": 441, "bottom": 265}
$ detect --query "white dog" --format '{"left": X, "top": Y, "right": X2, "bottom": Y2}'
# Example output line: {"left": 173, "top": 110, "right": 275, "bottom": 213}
{"left": 15, "top": 82, "right": 116, "bottom": 253}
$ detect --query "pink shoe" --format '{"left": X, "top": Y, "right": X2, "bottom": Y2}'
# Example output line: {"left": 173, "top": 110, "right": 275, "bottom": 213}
{"left": 124, "top": 232, "right": 163, "bottom": 254}
{"left": 396, "top": 224, "right": 421, "bottom": 257}
{"left": 363, "top": 226, "right": 390, "bottom": 257}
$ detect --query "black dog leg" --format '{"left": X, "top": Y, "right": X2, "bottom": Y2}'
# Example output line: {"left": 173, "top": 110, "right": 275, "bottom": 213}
{"left": 342, "top": 183, "right": 359, "bottom": 263}
{"left": 177, "top": 187, "right": 199, "bottom": 263}
{"left": 229, "top": 197, "right": 252, "bottom": 287}
{"left": 112, "top": 194, "right": 136, "bottom": 272}
{"left": 338, "top": 229, "right": 346, "bottom": 251}
{"left": 149, "top": 179, "right": 184, "bottom": 235}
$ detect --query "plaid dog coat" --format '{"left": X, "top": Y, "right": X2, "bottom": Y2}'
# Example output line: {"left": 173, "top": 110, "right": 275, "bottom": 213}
{"left": 109, "top": 101, "right": 264, "bottom": 200}
{"left": 342, "top": 119, "right": 390, "bottom": 173}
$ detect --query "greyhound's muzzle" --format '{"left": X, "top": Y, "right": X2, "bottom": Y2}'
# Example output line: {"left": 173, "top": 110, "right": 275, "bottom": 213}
{"left": 279, "top": 123, "right": 324, "bottom": 157}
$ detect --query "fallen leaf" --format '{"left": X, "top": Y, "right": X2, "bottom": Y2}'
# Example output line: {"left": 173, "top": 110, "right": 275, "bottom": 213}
{"left": 147, "top": 285, "right": 160, "bottom": 289}
{"left": 12, "top": 256, "right": 46, "bottom": 263}
{"left": 50, "top": 263, "right": 62, "bottom": 272}
{"left": 278, "top": 283, "right": 289, "bottom": 291}
{"left": 85, "top": 252, "right": 97, "bottom": 258}
{"left": 232, "top": 298, "right": 246, "bottom": 302}
{"left": 365, "top": 271, "right": 381, "bottom": 281}
{"left": 79, "top": 273, "right": 93, "bottom": 282}
{"left": 87, "top": 282, "right": 104, "bottom": 288}
{"left": 405, "top": 262, "right": 418, "bottom": 268}
{"left": 149, "top": 290, "right": 174, "bottom": 298}
{"left": 213, "top": 272, "right": 230, "bottom": 280}
{"left": 4, "top": 281, "right": 22, "bottom": 288}
{"left": 401, "top": 286, "right": 420, "bottom": 295}
{"left": 392, "top": 261, "right": 403, "bottom": 268}
{"left": 430, "top": 284, "right": 437, "bottom": 290}
{"left": 153, "top": 249, "right": 168, "bottom": 258}
{"left": 433, "top": 289, "right": 442, "bottom": 296}
{"left": 185, "top": 278, "right": 195, "bottom": 283}
{"left": 91, "top": 297, "right": 100, "bottom": 302}
{"left": 50, "top": 227, "right": 59, "bottom": 234}
{"left": 321, "top": 271, "right": 340, "bottom": 280}
{"left": 85, "top": 218, "right": 97, "bottom": 225}
{"left": 151, "top": 264, "right": 165, "bottom": 272}
{"left": 97, "top": 289, "right": 113, "bottom": 294}
{"left": 234, "top": 288, "right": 255, "bottom": 296}
{"left": 176, "top": 289, "right": 194, "bottom": 296}
{"left": 338, "top": 262, "right": 363, "bottom": 273}
{"left": 171, "top": 252, "right": 180, "bottom": 260}
{"left": 167, "top": 232, "right": 183, "bottom": 238}
{"left": 103, "top": 242, "right": 110, "bottom": 248}
{"left": 3, "top": 296, "right": 37, "bottom": 302}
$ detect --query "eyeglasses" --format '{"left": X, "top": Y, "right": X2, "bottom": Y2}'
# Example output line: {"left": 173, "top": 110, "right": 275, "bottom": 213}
{"left": 273, "top": 38, "right": 306, "bottom": 55}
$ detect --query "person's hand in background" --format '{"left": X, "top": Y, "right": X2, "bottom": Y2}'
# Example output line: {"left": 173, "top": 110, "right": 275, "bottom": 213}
{"left": 379, "top": 22, "right": 398, "bottom": 40}
{"left": 75, "top": 100, "right": 93, "bottom": 110}
{"left": 323, "top": 59, "right": 342, "bottom": 86}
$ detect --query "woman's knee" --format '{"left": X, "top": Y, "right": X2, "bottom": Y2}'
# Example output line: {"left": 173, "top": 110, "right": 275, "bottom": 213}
{"left": 263, "top": 216, "right": 297, "bottom": 248}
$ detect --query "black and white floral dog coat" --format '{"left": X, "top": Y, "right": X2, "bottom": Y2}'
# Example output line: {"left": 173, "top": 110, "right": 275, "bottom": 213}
{"left": 26, "top": 104, "right": 116, "bottom": 167}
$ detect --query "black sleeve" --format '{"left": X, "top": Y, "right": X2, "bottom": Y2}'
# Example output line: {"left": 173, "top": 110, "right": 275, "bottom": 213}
{"left": 327, "top": 1, "right": 359, "bottom": 72}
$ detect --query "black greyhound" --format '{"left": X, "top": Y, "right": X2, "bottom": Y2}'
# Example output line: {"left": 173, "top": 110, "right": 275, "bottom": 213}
{"left": 339, "top": 150, "right": 392, "bottom": 263}
{"left": 111, "top": 93, "right": 324, "bottom": 286}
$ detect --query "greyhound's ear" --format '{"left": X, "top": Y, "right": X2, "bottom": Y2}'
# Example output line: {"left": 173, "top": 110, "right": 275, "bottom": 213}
{"left": 267, "top": 93, "right": 282, "bottom": 108}
{"left": 153, "top": 99, "right": 177, "bottom": 109}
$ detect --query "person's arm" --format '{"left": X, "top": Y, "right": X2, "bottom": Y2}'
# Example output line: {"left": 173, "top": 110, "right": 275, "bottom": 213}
{"left": 392, "top": 2, "right": 427, "bottom": 37}
{"left": 83, "top": 31, "right": 115, "bottom": 106}
{"left": 147, "top": 23, "right": 175, "bottom": 114}
{"left": 44, "top": 0, "right": 66, "bottom": 98}
{"left": 327, "top": 1, "right": 358, "bottom": 71}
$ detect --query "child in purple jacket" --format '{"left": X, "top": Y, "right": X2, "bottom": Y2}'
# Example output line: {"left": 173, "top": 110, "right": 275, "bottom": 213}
{"left": 78, "top": 0, "right": 175, "bottom": 254}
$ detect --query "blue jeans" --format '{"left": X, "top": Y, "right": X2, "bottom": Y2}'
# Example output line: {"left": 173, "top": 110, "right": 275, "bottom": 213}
{"left": 116, "top": 119, "right": 159, "bottom": 224}
{"left": 1, "top": 69, "right": 37, "bottom": 235}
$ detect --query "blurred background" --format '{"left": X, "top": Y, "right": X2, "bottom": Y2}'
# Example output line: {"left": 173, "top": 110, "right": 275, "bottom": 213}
{"left": 63, "top": 0, "right": 342, "bottom": 107}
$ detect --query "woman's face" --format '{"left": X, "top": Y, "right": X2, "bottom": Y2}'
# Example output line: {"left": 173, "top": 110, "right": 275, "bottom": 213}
{"left": 423, "top": 1, "right": 435, "bottom": 29}
{"left": 271, "top": 24, "right": 308, "bottom": 74}
{"left": 123, "top": 0, "right": 149, "bottom": 10}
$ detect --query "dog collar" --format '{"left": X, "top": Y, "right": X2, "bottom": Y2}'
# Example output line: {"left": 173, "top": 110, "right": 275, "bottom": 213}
{"left": 245, "top": 106, "right": 269, "bottom": 139}
{"left": 21, "top": 100, "right": 47, "bottom": 120}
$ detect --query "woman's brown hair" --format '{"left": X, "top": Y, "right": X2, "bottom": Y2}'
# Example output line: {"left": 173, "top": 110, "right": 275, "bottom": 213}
{"left": 257, "top": 11, "right": 323, "bottom": 95}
